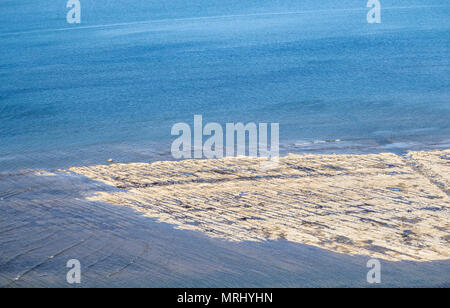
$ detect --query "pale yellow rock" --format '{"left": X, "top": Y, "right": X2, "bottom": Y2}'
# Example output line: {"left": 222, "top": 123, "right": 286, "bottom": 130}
{"left": 67, "top": 150, "right": 450, "bottom": 262}
{"left": 408, "top": 150, "right": 450, "bottom": 194}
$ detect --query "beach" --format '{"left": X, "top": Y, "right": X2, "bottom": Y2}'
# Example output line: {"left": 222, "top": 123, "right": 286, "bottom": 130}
{"left": 0, "top": 150, "right": 449, "bottom": 287}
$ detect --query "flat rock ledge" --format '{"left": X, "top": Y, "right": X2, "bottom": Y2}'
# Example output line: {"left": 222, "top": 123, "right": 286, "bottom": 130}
{"left": 65, "top": 150, "right": 450, "bottom": 262}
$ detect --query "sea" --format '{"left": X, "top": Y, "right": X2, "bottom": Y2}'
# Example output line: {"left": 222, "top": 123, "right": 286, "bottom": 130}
{"left": 0, "top": 0, "right": 449, "bottom": 172}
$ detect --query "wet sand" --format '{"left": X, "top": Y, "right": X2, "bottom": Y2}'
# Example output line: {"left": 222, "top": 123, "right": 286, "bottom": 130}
{"left": 0, "top": 150, "right": 449, "bottom": 287}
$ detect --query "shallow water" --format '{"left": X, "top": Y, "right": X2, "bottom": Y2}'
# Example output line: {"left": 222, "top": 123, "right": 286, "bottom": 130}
{"left": 1, "top": 0, "right": 450, "bottom": 172}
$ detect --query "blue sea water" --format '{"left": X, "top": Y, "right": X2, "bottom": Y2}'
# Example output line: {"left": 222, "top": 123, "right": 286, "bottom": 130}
{"left": 1, "top": 0, "right": 449, "bottom": 171}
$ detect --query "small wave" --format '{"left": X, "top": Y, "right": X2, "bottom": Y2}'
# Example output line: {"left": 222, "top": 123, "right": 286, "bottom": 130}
{"left": 294, "top": 139, "right": 341, "bottom": 147}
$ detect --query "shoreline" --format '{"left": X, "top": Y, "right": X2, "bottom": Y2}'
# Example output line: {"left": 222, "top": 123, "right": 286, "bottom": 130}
{"left": 63, "top": 149, "right": 450, "bottom": 262}
{"left": 2, "top": 135, "right": 450, "bottom": 174}
{"left": 0, "top": 149, "right": 448, "bottom": 287}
